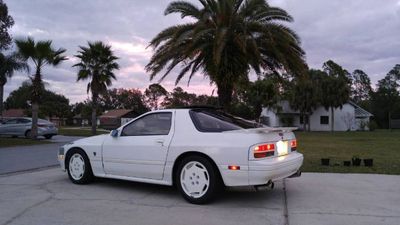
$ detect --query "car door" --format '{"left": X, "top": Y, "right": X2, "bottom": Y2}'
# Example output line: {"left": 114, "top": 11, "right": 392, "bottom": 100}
{"left": 102, "top": 111, "right": 174, "bottom": 180}
{"left": 15, "top": 118, "right": 31, "bottom": 136}
{"left": 0, "top": 119, "right": 18, "bottom": 135}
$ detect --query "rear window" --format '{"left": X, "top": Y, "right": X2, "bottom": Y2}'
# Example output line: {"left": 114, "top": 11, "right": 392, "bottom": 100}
{"left": 189, "top": 109, "right": 262, "bottom": 132}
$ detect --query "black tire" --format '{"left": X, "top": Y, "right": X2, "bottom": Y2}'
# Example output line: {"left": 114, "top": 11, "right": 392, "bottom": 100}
{"left": 175, "top": 155, "right": 222, "bottom": 204}
{"left": 66, "top": 149, "right": 94, "bottom": 184}
{"left": 25, "top": 130, "right": 31, "bottom": 139}
{"left": 44, "top": 134, "right": 53, "bottom": 139}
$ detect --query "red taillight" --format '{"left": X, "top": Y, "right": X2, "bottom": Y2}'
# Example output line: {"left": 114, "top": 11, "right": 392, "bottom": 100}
{"left": 254, "top": 143, "right": 275, "bottom": 158}
{"left": 291, "top": 140, "right": 297, "bottom": 151}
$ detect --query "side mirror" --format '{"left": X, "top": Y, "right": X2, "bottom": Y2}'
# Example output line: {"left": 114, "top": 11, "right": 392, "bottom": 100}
{"left": 111, "top": 129, "right": 119, "bottom": 138}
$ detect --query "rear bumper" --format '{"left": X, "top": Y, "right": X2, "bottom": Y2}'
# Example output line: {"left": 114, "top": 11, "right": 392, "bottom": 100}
{"left": 248, "top": 152, "right": 303, "bottom": 185}
{"left": 38, "top": 127, "right": 58, "bottom": 136}
{"left": 220, "top": 152, "right": 303, "bottom": 187}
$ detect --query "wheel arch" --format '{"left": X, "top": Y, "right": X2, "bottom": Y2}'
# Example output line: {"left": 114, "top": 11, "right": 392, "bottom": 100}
{"left": 172, "top": 151, "right": 225, "bottom": 186}
{"left": 24, "top": 129, "right": 31, "bottom": 137}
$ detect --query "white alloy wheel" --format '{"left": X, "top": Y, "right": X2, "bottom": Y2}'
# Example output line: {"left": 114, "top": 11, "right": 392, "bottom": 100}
{"left": 180, "top": 161, "right": 210, "bottom": 199}
{"left": 69, "top": 153, "right": 85, "bottom": 180}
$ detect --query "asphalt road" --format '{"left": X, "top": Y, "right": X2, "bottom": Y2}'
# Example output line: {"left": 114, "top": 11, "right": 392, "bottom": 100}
{"left": 0, "top": 136, "right": 82, "bottom": 175}
{"left": 1, "top": 169, "right": 399, "bottom": 225}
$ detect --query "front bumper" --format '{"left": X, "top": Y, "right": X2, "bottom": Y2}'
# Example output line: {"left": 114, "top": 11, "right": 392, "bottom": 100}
{"left": 220, "top": 152, "right": 303, "bottom": 187}
{"left": 58, "top": 146, "right": 66, "bottom": 171}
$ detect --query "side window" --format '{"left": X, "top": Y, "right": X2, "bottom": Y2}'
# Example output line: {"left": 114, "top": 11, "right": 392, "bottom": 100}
{"left": 320, "top": 116, "right": 329, "bottom": 125}
{"left": 5, "top": 119, "right": 18, "bottom": 124}
{"left": 17, "top": 119, "right": 30, "bottom": 124}
{"left": 121, "top": 112, "right": 172, "bottom": 136}
{"left": 190, "top": 110, "right": 244, "bottom": 132}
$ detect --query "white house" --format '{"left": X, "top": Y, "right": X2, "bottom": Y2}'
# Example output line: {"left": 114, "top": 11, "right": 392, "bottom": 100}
{"left": 261, "top": 101, "right": 373, "bottom": 131}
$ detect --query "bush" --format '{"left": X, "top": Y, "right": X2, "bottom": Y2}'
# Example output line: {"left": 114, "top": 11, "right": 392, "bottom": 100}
{"left": 367, "top": 120, "right": 378, "bottom": 131}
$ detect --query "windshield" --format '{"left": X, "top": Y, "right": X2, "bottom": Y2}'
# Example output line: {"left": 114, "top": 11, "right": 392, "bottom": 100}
{"left": 189, "top": 109, "right": 264, "bottom": 132}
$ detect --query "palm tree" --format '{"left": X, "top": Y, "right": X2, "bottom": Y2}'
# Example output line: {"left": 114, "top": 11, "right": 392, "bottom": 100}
{"left": 15, "top": 37, "right": 67, "bottom": 139}
{"left": 146, "top": 0, "right": 307, "bottom": 110}
{"left": 74, "top": 41, "right": 119, "bottom": 135}
{"left": 0, "top": 53, "right": 28, "bottom": 118}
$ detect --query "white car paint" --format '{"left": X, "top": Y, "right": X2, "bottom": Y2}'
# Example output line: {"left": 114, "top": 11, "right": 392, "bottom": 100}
{"left": 58, "top": 109, "right": 303, "bottom": 187}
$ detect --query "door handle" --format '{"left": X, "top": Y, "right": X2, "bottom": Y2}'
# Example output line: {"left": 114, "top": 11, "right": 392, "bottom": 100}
{"left": 155, "top": 139, "right": 164, "bottom": 146}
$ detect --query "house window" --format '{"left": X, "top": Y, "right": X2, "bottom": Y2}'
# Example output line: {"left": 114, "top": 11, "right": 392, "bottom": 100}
{"left": 320, "top": 116, "right": 329, "bottom": 125}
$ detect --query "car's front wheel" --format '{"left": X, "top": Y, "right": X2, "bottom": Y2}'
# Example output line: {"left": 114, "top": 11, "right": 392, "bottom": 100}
{"left": 67, "top": 150, "right": 93, "bottom": 184}
{"left": 175, "top": 155, "right": 221, "bottom": 204}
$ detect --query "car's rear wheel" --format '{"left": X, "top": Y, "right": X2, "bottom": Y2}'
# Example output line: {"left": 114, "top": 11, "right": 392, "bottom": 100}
{"left": 67, "top": 150, "right": 93, "bottom": 184}
{"left": 44, "top": 134, "right": 53, "bottom": 139}
{"left": 25, "top": 130, "right": 31, "bottom": 138}
{"left": 175, "top": 155, "right": 221, "bottom": 204}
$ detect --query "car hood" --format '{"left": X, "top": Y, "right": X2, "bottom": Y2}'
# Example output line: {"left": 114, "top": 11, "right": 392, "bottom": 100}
{"left": 70, "top": 134, "right": 108, "bottom": 146}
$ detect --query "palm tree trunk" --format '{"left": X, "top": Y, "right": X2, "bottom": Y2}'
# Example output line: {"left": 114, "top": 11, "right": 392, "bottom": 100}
{"left": 331, "top": 107, "right": 334, "bottom": 132}
{"left": 254, "top": 103, "right": 262, "bottom": 122}
{"left": 0, "top": 84, "right": 4, "bottom": 118}
{"left": 31, "top": 102, "right": 39, "bottom": 139}
{"left": 91, "top": 94, "right": 98, "bottom": 135}
{"left": 217, "top": 82, "right": 233, "bottom": 111}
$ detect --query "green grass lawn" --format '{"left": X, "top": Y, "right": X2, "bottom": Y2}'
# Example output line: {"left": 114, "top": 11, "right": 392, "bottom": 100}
{"left": 296, "top": 130, "right": 400, "bottom": 175}
{"left": 0, "top": 137, "right": 51, "bottom": 148}
{"left": 58, "top": 127, "right": 109, "bottom": 137}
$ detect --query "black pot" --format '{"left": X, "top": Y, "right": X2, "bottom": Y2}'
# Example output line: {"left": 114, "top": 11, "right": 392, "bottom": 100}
{"left": 321, "top": 158, "right": 330, "bottom": 166}
{"left": 352, "top": 158, "right": 362, "bottom": 166}
{"left": 364, "top": 159, "right": 373, "bottom": 167}
{"left": 343, "top": 161, "right": 351, "bottom": 167}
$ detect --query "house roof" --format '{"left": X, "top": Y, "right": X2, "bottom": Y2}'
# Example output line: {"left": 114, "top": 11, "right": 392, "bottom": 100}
{"left": 349, "top": 101, "right": 373, "bottom": 118}
{"left": 100, "top": 109, "right": 133, "bottom": 118}
{"left": 266, "top": 100, "right": 373, "bottom": 118}
{"left": 2, "top": 109, "right": 26, "bottom": 117}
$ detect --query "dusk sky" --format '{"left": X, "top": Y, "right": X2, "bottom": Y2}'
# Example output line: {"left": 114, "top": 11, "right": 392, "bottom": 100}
{"left": 4, "top": 0, "right": 400, "bottom": 103}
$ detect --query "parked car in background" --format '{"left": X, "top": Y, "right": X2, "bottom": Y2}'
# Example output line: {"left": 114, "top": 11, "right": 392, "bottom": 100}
{"left": 0, "top": 117, "right": 58, "bottom": 139}
{"left": 58, "top": 107, "right": 303, "bottom": 204}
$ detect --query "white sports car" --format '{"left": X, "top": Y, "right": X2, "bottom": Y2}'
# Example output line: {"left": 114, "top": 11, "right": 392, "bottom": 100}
{"left": 58, "top": 107, "right": 303, "bottom": 204}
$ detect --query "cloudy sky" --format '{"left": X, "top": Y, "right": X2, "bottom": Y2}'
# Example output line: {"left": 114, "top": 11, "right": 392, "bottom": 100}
{"left": 4, "top": 0, "right": 400, "bottom": 103}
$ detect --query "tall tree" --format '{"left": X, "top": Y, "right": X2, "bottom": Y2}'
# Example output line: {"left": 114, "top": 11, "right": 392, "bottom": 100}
{"left": 144, "top": 83, "right": 168, "bottom": 110}
{"left": 15, "top": 37, "right": 67, "bottom": 139}
{"left": 321, "top": 60, "right": 351, "bottom": 131}
{"left": 161, "top": 87, "right": 198, "bottom": 108}
{"left": 74, "top": 41, "right": 119, "bottom": 135}
{"left": 243, "top": 78, "right": 279, "bottom": 122}
{"left": 351, "top": 69, "right": 372, "bottom": 105}
{"left": 289, "top": 69, "right": 322, "bottom": 131}
{"left": 0, "top": 53, "right": 28, "bottom": 117}
{"left": 5, "top": 81, "right": 70, "bottom": 119}
{"left": 100, "top": 88, "right": 149, "bottom": 114}
{"left": 0, "top": 0, "right": 14, "bottom": 50}
{"left": 371, "top": 65, "right": 400, "bottom": 128}
{"left": 146, "top": 0, "right": 307, "bottom": 110}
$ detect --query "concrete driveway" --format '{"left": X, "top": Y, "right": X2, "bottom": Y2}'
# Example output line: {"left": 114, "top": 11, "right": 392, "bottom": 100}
{"left": 0, "top": 169, "right": 399, "bottom": 225}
